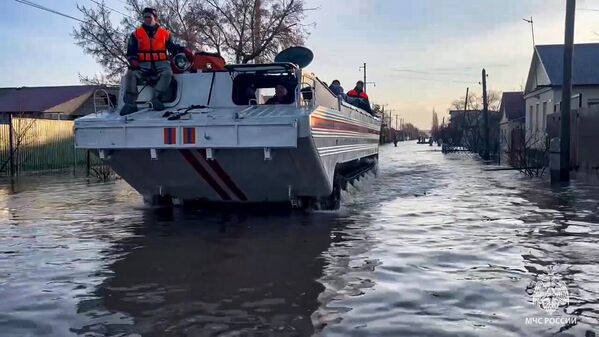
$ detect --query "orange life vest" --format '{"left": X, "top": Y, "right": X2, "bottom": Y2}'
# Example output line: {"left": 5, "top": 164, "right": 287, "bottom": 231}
{"left": 135, "top": 26, "right": 170, "bottom": 62}
{"left": 347, "top": 89, "right": 369, "bottom": 100}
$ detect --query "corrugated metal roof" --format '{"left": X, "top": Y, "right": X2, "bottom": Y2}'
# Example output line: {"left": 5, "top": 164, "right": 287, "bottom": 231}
{"left": 500, "top": 92, "right": 525, "bottom": 121}
{"left": 536, "top": 43, "right": 599, "bottom": 86}
{"left": 0, "top": 85, "right": 99, "bottom": 113}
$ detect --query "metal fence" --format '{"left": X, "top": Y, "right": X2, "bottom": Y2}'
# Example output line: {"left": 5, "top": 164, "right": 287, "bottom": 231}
{"left": 0, "top": 116, "right": 102, "bottom": 176}
{"left": 547, "top": 106, "right": 599, "bottom": 175}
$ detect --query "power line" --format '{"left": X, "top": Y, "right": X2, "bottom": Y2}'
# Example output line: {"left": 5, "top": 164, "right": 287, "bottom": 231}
{"left": 578, "top": 8, "right": 599, "bottom": 12}
{"left": 14, "top": 0, "right": 85, "bottom": 23}
{"left": 88, "top": 0, "right": 130, "bottom": 17}
{"left": 393, "top": 68, "right": 475, "bottom": 77}
{"left": 14, "top": 0, "right": 130, "bottom": 24}
{"left": 391, "top": 76, "right": 477, "bottom": 84}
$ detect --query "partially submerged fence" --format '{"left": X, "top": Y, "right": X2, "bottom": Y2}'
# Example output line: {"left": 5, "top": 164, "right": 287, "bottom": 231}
{"left": 547, "top": 106, "right": 599, "bottom": 175}
{"left": 0, "top": 114, "right": 102, "bottom": 176}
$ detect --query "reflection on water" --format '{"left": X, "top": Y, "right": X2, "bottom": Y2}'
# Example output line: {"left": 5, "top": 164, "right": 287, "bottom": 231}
{"left": 78, "top": 210, "right": 337, "bottom": 336}
{"left": 0, "top": 143, "right": 598, "bottom": 336}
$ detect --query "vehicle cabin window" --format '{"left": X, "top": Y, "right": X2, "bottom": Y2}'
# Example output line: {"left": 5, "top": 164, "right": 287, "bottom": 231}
{"left": 232, "top": 73, "right": 297, "bottom": 105}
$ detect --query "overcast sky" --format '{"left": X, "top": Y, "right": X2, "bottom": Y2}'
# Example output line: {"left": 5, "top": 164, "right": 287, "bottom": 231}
{"left": 2, "top": 0, "right": 599, "bottom": 128}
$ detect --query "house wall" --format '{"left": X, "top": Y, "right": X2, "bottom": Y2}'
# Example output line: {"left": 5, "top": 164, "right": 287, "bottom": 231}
{"left": 526, "top": 56, "right": 551, "bottom": 92}
{"left": 525, "top": 89, "right": 553, "bottom": 148}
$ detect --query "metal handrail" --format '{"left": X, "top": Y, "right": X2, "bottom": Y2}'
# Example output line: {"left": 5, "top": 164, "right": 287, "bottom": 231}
{"left": 298, "top": 82, "right": 315, "bottom": 109}
{"left": 93, "top": 89, "right": 115, "bottom": 115}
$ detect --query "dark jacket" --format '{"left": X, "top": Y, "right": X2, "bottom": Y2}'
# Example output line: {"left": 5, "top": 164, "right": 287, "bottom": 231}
{"left": 127, "top": 24, "right": 184, "bottom": 61}
{"left": 329, "top": 84, "right": 344, "bottom": 96}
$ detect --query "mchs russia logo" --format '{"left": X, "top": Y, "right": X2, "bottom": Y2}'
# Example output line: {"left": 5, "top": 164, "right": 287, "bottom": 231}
{"left": 526, "top": 268, "right": 576, "bottom": 325}
{"left": 532, "top": 271, "right": 569, "bottom": 315}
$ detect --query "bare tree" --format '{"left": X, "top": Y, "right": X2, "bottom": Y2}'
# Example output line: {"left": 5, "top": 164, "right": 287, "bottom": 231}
{"left": 501, "top": 126, "right": 548, "bottom": 177}
{"left": 201, "top": 0, "right": 312, "bottom": 63}
{"left": 431, "top": 109, "right": 439, "bottom": 138}
{"left": 73, "top": 2, "right": 132, "bottom": 84}
{"left": 0, "top": 114, "right": 38, "bottom": 175}
{"left": 91, "top": 163, "right": 116, "bottom": 181}
{"left": 73, "top": 0, "right": 314, "bottom": 83}
{"left": 451, "top": 90, "right": 501, "bottom": 112}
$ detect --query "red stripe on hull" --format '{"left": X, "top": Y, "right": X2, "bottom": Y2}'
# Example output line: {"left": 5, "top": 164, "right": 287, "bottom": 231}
{"left": 310, "top": 116, "right": 380, "bottom": 135}
{"left": 180, "top": 149, "right": 231, "bottom": 200}
{"left": 197, "top": 150, "right": 248, "bottom": 201}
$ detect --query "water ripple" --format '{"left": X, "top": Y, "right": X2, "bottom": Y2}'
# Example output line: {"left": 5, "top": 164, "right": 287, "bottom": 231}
{"left": 0, "top": 143, "right": 598, "bottom": 336}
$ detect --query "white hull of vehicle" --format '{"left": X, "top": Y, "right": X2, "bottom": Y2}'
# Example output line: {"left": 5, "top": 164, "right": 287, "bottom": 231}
{"left": 75, "top": 63, "right": 380, "bottom": 207}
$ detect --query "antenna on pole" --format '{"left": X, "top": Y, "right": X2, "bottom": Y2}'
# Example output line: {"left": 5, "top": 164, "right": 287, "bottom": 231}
{"left": 523, "top": 16, "right": 536, "bottom": 48}
{"left": 358, "top": 63, "right": 376, "bottom": 92}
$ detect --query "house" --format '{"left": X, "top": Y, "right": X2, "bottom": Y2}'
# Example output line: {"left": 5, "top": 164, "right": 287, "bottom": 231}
{"left": 498, "top": 92, "right": 526, "bottom": 166}
{"left": 0, "top": 85, "right": 117, "bottom": 119}
{"left": 524, "top": 43, "right": 599, "bottom": 148}
{"left": 0, "top": 85, "right": 118, "bottom": 175}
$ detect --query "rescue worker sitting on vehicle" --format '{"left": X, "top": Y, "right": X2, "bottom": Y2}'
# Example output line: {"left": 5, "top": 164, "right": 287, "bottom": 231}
{"left": 347, "top": 81, "right": 369, "bottom": 100}
{"left": 346, "top": 81, "right": 373, "bottom": 114}
{"left": 120, "top": 7, "right": 193, "bottom": 116}
{"left": 265, "top": 84, "right": 294, "bottom": 105}
{"left": 329, "top": 79, "right": 345, "bottom": 99}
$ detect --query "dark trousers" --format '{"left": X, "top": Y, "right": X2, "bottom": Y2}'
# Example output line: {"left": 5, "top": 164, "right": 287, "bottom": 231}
{"left": 123, "top": 61, "right": 173, "bottom": 105}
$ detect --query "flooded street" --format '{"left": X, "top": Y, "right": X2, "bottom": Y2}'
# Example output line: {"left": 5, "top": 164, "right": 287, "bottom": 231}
{"left": 1, "top": 142, "right": 598, "bottom": 337}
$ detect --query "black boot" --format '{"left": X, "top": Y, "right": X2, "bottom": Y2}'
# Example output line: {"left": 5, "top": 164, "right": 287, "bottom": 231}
{"left": 119, "top": 104, "right": 138, "bottom": 116}
{"left": 151, "top": 90, "right": 166, "bottom": 111}
{"left": 150, "top": 98, "right": 165, "bottom": 111}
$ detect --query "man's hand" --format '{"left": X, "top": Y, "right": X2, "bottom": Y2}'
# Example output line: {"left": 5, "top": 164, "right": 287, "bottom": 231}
{"left": 183, "top": 48, "right": 194, "bottom": 60}
{"left": 128, "top": 59, "right": 140, "bottom": 70}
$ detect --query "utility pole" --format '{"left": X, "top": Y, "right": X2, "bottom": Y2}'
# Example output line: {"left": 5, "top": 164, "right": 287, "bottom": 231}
{"left": 359, "top": 63, "right": 367, "bottom": 92}
{"left": 462, "top": 87, "right": 469, "bottom": 141}
{"left": 481, "top": 69, "right": 490, "bottom": 161}
{"left": 559, "top": 0, "right": 576, "bottom": 182}
{"left": 386, "top": 110, "right": 394, "bottom": 130}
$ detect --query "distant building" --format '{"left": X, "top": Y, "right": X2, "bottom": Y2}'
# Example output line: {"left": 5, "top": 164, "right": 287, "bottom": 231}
{"left": 0, "top": 85, "right": 117, "bottom": 119}
{"left": 524, "top": 43, "right": 599, "bottom": 148}
{"left": 0, "top": 85, "right": 118, "bottom": 175}
{"left": 498, "top": 92, "right": 526, "bottom": 166}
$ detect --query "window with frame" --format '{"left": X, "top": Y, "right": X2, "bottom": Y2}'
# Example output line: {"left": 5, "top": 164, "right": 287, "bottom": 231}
{"left": 231, "top": 72, "right": 297, "bottom": 106}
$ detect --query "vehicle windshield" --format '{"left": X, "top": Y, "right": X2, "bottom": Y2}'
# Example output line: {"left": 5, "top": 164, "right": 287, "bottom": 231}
{"left": 232, "top": 72, "right": 297, "bottom": 105}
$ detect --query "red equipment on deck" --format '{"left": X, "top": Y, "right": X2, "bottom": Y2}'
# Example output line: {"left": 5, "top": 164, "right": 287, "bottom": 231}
{"left": 192, "top": 52, "right": 226, "bottom": 71}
